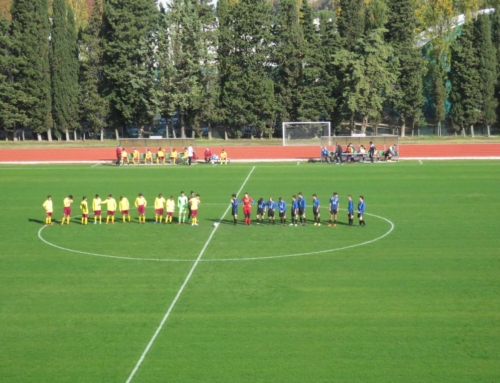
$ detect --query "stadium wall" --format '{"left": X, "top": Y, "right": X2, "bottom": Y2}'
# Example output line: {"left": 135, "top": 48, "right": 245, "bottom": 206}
{"left": 1, "top": 143, "right": 500, "bottom": 163}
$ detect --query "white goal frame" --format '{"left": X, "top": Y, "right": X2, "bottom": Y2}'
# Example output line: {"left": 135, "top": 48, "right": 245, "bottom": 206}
{"left": 282, "top": 121, "right": 331, "bottom": 146}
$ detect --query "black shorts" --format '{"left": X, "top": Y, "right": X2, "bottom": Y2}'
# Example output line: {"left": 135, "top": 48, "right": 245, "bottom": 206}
{"left": 279, "top": 211, "right": 285, "bottom": 218}
{"left": 232, "top": 208, "right": 238, "bottom": 216}
{"left": 348, "top": 211, "right": 353, "bottom": 217}
{"left": 313, "top": 208, "right": 319, "bottom": 216}
{"left": 291, "top": 208, "right": 296, "bottom": 216}
{"left": 330, "top": 209, "right": 338, "bottom": 215}
{"left": 268, "top": 210, "right": 275, "bottom": 217}
{"left": 257, "top": 208, "right": 265, "bottom": 215}
{"left": 298, "top": 208, "right": 304, "bottom": 216}
{"left": 357, "top": 213, "right": 363, "bottom": 218}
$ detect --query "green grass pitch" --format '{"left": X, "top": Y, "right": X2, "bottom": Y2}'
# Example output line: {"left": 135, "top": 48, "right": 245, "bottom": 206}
{"left": 1, "top": 161, "right": 499, "bottom": 382}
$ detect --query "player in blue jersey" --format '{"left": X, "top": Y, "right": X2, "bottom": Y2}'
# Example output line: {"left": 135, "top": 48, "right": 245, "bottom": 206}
{"left": 329, "top": 192, "right": 340, "bottom": 227}
{"left": 267, "top": 197, "right": 277, "bottom": 225}
{"left": 230, "top": 194, "right": 239, "bottom": 225}
{"left": 312, "top": 194, "right": 321, "bottom": 226}
{"left": 357, "top": 195, "right": 366, "bottom": 226}
{"left": 347, "top": 195, "right": 354, "bottom": 226}
{"left": 297, "top": 192, "right": 307, "bottom": 225}
{"left": 278, "top": 197, "right": 287, "bottom": 226}
{"left": 256, "top": 197, "right": 266, "bottom": 225}
{"left": 290, "top": 195, "right": 299, "bottom": 226}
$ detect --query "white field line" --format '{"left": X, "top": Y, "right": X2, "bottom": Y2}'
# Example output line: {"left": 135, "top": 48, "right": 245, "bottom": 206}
{"left": 124, "top": 166, "right": 256, "bottom": 383}
{"left": 419, "top": 160, "right": 423, "bottom": 165}
{"left": 91, "top": 162, "right": 103, "bottom": 168}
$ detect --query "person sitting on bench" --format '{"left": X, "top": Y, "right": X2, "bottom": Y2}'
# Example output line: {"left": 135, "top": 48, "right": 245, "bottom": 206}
{"left": 204, "top": 148, "right": 212, "bottom": 164}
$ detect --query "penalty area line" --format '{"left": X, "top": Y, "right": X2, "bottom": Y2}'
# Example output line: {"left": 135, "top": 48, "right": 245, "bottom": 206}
{"left": 125, "top": 165, "right": 256, "bottom": 383}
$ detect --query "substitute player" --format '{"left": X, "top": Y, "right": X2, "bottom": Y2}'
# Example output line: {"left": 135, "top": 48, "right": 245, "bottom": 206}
{"left": 289, "top": 195, "right": 298, "bottom": 226}
{"left": 170, "top": 148, "right": 178, "bottom": 165}
{"left": 220, "top": 149, "right": 228, "bottom": 165}
{"left": 119, "top": 196, "right": 131, "bottom": 223}
{"left": 157, "top": 148, "right": 165, "bottom": 164}
{"left": 358, "top": 195, "right": 366, "bottom": 226}
{"left": 230, "top": 194, "right": 239, "bottom": 225}
{"left": 312, "top": 194, "right": 321, "bottom": 226}
{"left": 297, "top": 192, "right": 306, "bottom": 226}
{"left": 278, "top": 197, "right": 287, "bottom": 226}
{"left": 80, "top": 196, "right": 89, "bottom": 225}
{"left": 61, "top": 195, "right": 73, "bottom": 225}
{"left": 92, "top": 194, "right": 102, "bottom": 224}
{"left": 42, "top": 195, "right": 54, "bottom": 226}
{"left": 145, "top": 149, "right": 153, "bottom": 165}
{"left": 328, "top": 192, "right": 340, "bottom": 227}
{"left": 256, "top": 198, "right": 266, "bottom": 225}
{"left": 154, "top": 193, "right": 166, "bottom": 224}
{"left": 166, "top": 196, "right": 175, "bottom": 224}
{"left": 121, "top": 148, "right": 129, "bottom": 165}
{"left": 177, "top": 191, "right": 188, "bottom": 225}
{"left": 135, "top": 193, "right": 147, "bottom": 224}
{"left": 241, "top": 192, "right": 254, "bottom": 225}
{"left": 132, "top": 148, "right": 140, "bottom": 165}
{"left": 189, "top": 194, "right": 200, "bottom": 226}
{"left": 104, "top": 194, "right": 117, "bottom": 224}
{"left": 267, "top": 197, "right": 277, "bottom": 225}
{"left": 347, "top": 195, "right": 354, "bottom": 226}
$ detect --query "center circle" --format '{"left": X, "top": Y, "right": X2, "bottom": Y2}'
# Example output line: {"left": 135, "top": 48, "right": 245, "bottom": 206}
{"left": 38, "top": 212, "right": 394, "bottom": 262}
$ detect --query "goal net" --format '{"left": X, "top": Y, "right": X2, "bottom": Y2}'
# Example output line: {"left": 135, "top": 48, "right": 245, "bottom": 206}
{"left": 119, "top": 138, "right": 196, "bottom": 152}
{"left": 282, "top": 122, "right": 331, "bottom": 146}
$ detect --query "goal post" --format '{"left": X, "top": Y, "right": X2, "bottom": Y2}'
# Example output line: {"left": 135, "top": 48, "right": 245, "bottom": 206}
{"left": 282, "top": 122, "right": 331, "bottom": 146}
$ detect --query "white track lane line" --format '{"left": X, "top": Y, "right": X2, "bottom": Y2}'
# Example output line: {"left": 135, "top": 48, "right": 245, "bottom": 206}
{"left": 125, "top": 166, "right": 256, "bottom": 383}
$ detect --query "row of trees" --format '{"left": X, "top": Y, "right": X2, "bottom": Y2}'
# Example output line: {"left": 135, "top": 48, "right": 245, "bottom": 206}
{"left": 1, "top": 0, "right": 500, "bottom": 141}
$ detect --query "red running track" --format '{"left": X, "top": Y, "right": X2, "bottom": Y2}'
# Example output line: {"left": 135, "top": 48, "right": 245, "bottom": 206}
{"left": 0, "top": 143, "right": 500, "bottom": 162}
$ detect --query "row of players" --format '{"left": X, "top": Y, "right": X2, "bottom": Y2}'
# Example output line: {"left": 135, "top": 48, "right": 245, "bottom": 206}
{"left": 41, "top": 192, "right": 367, "bottom": 227}
{"left": 230, "top": 192, "right": 366, "bottom": 227}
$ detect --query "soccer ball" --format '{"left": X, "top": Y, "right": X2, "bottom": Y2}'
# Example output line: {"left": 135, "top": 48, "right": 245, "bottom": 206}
{"left": 213, "top": 222, "right": 219, "bottom": 228}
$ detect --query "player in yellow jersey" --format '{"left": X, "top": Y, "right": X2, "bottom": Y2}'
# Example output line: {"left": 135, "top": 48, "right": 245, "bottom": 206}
{"left": 189, "top": 194, "right": 200, "bottom": 226}
{"left": 132, "top": 148, "right": 140, "bottom": 165}
{"left": 220, "top": 149, "right": 228, "bottom": 165}
{"left": 61, "top": 195, "right": 73, "bottom": 225}
{"left": 135, "top": 193, "right": 147, "bottom": 223}
{"left": 103, "top": 194, "right": 117, "bottom": 224}
{"left": 92, "top": 194, "right": 102, "bottom": 224}
{"left": 80, "top": 196, "right": 89, "bottom": 225}
{"left": 170, "top": 148, "right": 178, "bottom": 165}
{"left": 154, "top": 193, "right": 166, "bottom": 224}
{"left": 157, "top": 148, "right": 165, "bottom": 164}
{"left": 165, "top": 195, "right": 175, "bottom": 224}
{"left": 42, "top": 195, "right": 54, "bottom": 226}
{"left": 119, "top": 196, "right": 131, "bottom": 223}
{"left": 121, "top": 148, "right": 130, "bottom": 165}
{"left": 145, "top": 149, "right": 153, "bottom": 165}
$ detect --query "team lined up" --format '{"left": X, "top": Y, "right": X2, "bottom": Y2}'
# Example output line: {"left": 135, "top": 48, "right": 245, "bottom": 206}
{"left": 230, "top": 192, "right": 366, "bottom": 227}
{"left": 42, "top": 191, "right": 201, "bottom": 226}
{"left": 42, "top": 191, "right": 366, "bottom": 227}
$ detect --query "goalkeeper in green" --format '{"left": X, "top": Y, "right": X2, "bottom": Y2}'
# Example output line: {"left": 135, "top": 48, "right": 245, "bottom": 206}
{"left": 177, "top": 191, "right": 189, "bottom": 225}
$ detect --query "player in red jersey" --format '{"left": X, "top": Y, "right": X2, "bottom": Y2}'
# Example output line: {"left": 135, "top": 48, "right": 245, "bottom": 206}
{"left": 241, "top": 192, "right": 254, "bottom": 226}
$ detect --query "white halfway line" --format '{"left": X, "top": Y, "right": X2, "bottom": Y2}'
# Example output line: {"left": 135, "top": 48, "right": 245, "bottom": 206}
{"left": 125, "top": 166, "right": 256, "bottom": 383}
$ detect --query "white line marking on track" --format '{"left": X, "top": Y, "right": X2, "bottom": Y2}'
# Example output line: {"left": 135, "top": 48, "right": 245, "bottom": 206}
{"left": 124, "top": 166, "right": 256, "bottom": 383}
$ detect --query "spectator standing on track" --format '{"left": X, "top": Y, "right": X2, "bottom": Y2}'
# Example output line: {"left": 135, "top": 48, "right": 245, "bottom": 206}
{"left": 204, "top": 148, "right": 212, "bottom": 164}
{"left": 116, "top": 146, "right": 122, "bottom": 166}
{"left": 369, "top": 141, "right": 375, "bottom": 163}
{"left": 335, "top": 143, "right": 344, "bottom": 165}
{"left": 188, "top": 145, "right": 194, "bottom": 165}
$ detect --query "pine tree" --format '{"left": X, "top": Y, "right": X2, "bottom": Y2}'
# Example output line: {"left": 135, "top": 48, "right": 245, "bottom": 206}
{"left": 336, "top": 0, "right": 365, "bottom": 51}
{"left": 475, "top": 14, "right": 497, "bottom": 137}
{"left": 273, "top": 0, "right": 303, "bottom": 123}
{"left": 10, "top": 0, "right": 52, "bottom": 140}
{"left": 386, "top": 0, "right": 425, "bottom": 137}
{"left": 220, "top": 0, "right": 275, "bottom": 138}
{"left": 51, "top": 0, "right": 80, "bottom": 140}
{"left": 448, "top": 21, "right": 481, "bottom": 134}
{"left": 79, "top": 0, "right": 107, "bottom": 140}
{"left": 102, "top": 0, "right": 159, "bottom": 136}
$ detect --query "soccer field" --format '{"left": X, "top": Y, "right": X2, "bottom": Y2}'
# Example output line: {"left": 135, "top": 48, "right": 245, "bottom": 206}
{"left": 1, "top": 161, "right": 499, "bottom": 382}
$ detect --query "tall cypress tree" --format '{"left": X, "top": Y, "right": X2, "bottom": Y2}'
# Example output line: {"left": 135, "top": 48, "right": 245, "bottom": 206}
{"left": 51, "top": 0, "right": 79, "bottom": 140}
{"left": 386, "top": 0, "right": 425, "bottom": 137}
{"left": 10, "top": 0, "right": 52, "bottom": 141}
{"left": 475, "top": 14, "right": 497, "bottom": 136}
{"left": 337, "top": 0, "right": 365, "bottom": 51}
{"left": 448, "top": 21, "right": 482, "bottom": 134}
{"left": 79, "top": 0, "right": 107, "bottom": 140}
{"left": 102, "top": 0, "right": 159, "bottom": 136}
{"left": 220, "top": 0, "right": 275, "bottom": 137}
